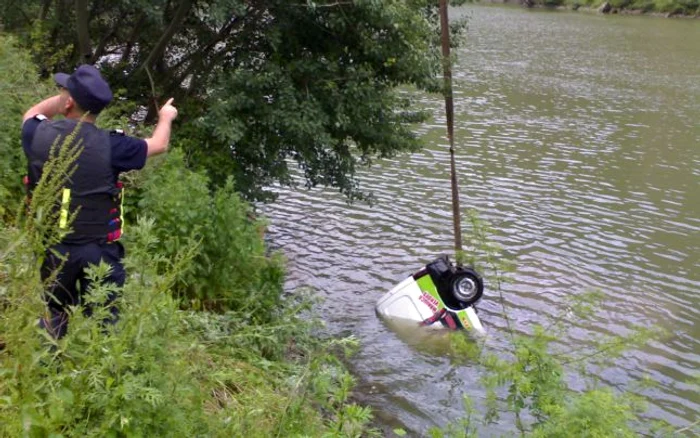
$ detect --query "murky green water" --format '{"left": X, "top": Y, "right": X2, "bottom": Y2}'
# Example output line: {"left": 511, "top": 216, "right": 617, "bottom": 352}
{"left": 262, "top": 5, "right": 700, "bottom": 435}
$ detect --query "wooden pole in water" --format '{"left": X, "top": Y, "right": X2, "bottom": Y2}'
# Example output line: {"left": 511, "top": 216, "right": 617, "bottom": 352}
{"left": 439, "top": 0, "right": 463, "bottom": 254}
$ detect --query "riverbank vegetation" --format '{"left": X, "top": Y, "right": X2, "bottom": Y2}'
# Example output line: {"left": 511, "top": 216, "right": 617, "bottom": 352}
{"left": 1, "top": 0, "right": 468, "bottom": 432}
{"left": 0, "top": 3, "right": 467, "bottom": 429}
{"left": 491, "top": 0, "right": 699, "bottom": 16}
{"left": 0, "top": 33, "right": 378, "bottom": 436}
{"left": 0, "top": 0, "right": 470, "bottom": 437}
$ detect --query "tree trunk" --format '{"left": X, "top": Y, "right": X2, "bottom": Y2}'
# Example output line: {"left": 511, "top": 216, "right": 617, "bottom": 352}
{"left": 39, "top": 0, "right": 52, "bottom": 21}
{"left": 91, "top": 23, "right": 118, "bottom": 63}
{"left": 75, "top": 0, "right": 92, "bottom": 62}
{"left": 140, "top": 0, "right": 193, "bottom": 71}
{"left": 122, "top": 13, "right": 145, "bottom": 64}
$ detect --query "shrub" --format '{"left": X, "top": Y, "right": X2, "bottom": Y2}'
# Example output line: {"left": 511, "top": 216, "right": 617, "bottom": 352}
{"left": 134, "top": 150, "right": 285, "bottom": 317}
{"left": 608, "top": 0, "right": 634, "bottom": 8}
{"left": 537, "top": 0, "right": 567, "bottom": 7}
{"left": 0, "top": 126, "right": 211, "bottom": 435}
{"left": 1, "top": 216, "right": 375, "bottom": 436}
{"left": 0, "top": 35, "right": 53, "bottom": 222}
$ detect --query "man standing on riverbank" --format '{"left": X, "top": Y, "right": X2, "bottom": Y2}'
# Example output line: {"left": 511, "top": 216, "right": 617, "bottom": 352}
{"left": 21, "top": 64, "right": 177, "bottom": 338}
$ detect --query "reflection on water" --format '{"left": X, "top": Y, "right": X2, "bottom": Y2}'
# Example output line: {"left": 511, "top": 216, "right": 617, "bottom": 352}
{"left": 378, "top": 318, "right": 459, "bottom": 357}
{"left": 262, "top": 5, "right": 700, "bottom": 435}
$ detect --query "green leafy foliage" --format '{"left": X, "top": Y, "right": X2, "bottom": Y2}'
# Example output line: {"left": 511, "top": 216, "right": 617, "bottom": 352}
{"left": 0, "top": 1, "right": 469, "bottom": 202}
{"left": 1, "top": 216, "right": 377, "bottom": 436}
{"left": 0, "top": 35, "right": 54, "bottom": 222}
{"left": 185, "top": 0, "right": 453, "bottom": 202}
{"left": 134, "top": 150, "right": 285, "bottom": 316}
{"left": 0, "top": 123, "right": 210, "bottom": 436}
{"left": 0, "top": 34, "right": 376, "bottom": 437}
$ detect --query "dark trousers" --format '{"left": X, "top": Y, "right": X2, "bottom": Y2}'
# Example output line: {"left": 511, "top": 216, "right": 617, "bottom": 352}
{"left": 39, "top": 241, "right": 125, "bottom": 339}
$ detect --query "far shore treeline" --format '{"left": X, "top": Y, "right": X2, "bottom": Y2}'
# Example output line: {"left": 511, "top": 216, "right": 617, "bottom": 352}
{"left": 480, "top": 0, "right": 699, "bottom": 15}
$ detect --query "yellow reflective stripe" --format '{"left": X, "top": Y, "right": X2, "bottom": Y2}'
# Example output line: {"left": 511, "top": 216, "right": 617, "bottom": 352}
{"left": 119, "top": 185, "right": 125, "bottom": 236}
{"left": 59, "top": 188, "right": 71, "bottom": 229}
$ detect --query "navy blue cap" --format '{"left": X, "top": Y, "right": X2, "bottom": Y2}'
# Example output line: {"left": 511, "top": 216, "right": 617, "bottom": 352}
{"left": 54, "top": 65, "right": 113, "bottom": 114}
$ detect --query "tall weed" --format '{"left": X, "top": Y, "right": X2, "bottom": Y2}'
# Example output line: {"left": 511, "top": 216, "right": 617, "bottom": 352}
{"left": 0, "top": 35, "right": 53, "bottom": 222}
{"left": 135, "top": 150, "right": 284, "bottom": 316}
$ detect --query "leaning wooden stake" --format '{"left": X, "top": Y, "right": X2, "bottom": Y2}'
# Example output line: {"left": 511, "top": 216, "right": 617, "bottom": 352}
{"left": 439, "top": 0, "right": 463, "bottom": 254}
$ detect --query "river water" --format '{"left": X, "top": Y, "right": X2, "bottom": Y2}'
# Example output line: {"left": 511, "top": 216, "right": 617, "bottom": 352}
{"left": 261, "top": 5, "right": 700, "bottom": 435}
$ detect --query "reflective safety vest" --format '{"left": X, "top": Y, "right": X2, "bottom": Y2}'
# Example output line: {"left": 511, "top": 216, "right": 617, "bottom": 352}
{"left": 26, "top": 118, "right": 123, "bottom": 244}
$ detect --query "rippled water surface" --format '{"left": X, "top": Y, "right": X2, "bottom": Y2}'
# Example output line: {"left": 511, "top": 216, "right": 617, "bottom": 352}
{"left": 261, "top": 5, "right": 700, "bottom": 435}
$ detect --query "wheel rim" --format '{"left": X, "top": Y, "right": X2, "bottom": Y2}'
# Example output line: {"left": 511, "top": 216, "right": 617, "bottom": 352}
{"left": 454, "top": 276, "right": 479, "bottom": 302}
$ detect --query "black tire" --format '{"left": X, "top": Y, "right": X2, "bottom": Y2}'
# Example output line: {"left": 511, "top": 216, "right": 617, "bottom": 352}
{"left": 449, "top": 270, "right": 483, "bottom": 306}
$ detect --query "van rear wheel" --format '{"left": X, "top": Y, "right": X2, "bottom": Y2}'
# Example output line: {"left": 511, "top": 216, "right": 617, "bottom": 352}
{"left": 450, "top": 271, "right": 483, "bottom": 306}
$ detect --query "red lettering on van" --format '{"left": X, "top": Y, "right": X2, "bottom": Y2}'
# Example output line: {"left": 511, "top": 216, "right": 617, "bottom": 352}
{"left": 418, "top": 292, "right": 439, "bottom": 312}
